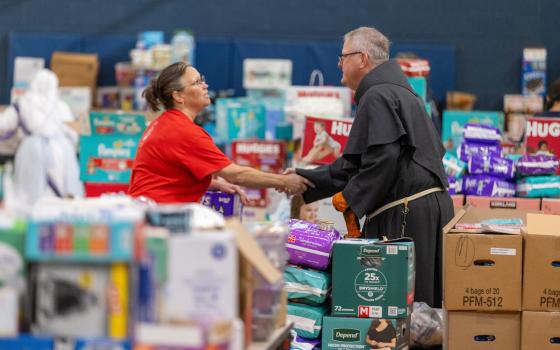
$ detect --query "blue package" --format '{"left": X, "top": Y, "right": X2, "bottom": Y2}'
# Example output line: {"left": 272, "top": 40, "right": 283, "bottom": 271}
{"left": 284, "top": 265, "right": 331, "bottom": 304}
{"left": 517, "top": 176, "right": 560, "bottom": 198}
{"left": 0, "top": 334, "right": 53, "bottom": 350}
{"left": 287, "top": 303, "right": 328, "bottom": 339}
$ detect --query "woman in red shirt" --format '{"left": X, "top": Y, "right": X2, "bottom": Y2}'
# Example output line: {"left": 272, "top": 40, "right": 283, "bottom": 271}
{"left": 129, "top": 62, "right": 312, "bottom": 204}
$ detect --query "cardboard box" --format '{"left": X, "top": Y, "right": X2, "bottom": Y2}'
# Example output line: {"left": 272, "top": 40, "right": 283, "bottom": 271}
{"left": 13, "top": 56, "right": 45, "bottom": 89}
{"left": 451, "top": 195, "right": 464, "bottom": 212}
{"left": 466, "top": 196, "right": 541, "bottom": 211}
{"left": 50, "top": 52, "right": 99, "bottom": 94}
{"left": 542, "top": 198, "right": 560, "bottom": 214}
{"left": 521, "top": 311, "right": 560, "bottom": 350}
{"left": 79, "top": 135, "right": 140, "bottom": 183}
{"left": 301, "top": 116, "right": 353, "bottom": 165}
{"left": 59, "top": 86, "right": 92, "bottom": 119}
{"left": 322, "top": 316, "right": 410, "bottom": 350}
{"left": 331, "top": 239, "right": 415, "bottom": 319}
{"left": 523, "top": 214, "right": 560, "bottom": 311}
{"left": 243, "top": 59, "right": 292, "bottom": 89}
{"left": 443, "top": 206, "right": 525, "bottom": 311}
{"left": 526, "top": 116, "right": 560, "bottom": 174}
{"left": 446, "top": 311, "right": 520, "bottom": 350}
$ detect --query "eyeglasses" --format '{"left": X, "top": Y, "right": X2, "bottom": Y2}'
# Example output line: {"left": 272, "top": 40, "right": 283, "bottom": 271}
{"left": 189, "top": 75, "right": 206, "bottom": 86}
{"left": 338, "top": 51, "right": 362, "bottom": 63}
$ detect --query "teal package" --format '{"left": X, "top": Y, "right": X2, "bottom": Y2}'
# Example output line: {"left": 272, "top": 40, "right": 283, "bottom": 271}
{"left": 331, "top": 239, "right": 415, "bottom": 319}
{"left": 322, "top": 316, "right": 410, "bottom": 350}
{"left": 79, "top": 135, "right": 140, "bottom": 183}
{"left": 443, "top": 152, "right": 466, "bottom": 179}
{"left": 407, "top": 77, "right": 427, "bottom": 101}
{"left": 287, "top": 303, "right": 328, "bottom": 339}
{"left": 441, "top": 110, "right": 504, "bottom": 153}
{"left": 89, "top": 111, "right": 147, "bottom": 136}
{"left": 215, "top": 98, "right": 266, "bottom": 143}
{"left": 517, "top": 175, "right": 560, "bottom": 198}
{"left": 284, "top": 265, "right": 331, "bottom": 304}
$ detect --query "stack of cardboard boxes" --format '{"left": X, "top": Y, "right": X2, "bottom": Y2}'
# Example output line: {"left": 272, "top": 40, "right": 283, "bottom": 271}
{"left": 444, "top": 206, "right": 560, "bottom": 349}
{"left": 322, "top": 239, "right": 414, "bottom": 349}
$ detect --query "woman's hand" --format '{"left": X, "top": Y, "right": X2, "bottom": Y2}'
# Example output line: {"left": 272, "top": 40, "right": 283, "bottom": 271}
{"left": 209, "top": 178, "right": 250, "bottom": 205}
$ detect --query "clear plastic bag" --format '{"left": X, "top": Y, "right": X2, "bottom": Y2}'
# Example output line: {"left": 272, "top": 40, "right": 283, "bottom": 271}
{"left": 410, "top": 302, "right": 444, "bottom": 348}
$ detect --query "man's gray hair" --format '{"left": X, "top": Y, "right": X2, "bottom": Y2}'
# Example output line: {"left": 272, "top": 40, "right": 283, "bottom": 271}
{"left": 344, "top": 27, "right": 390, "bottom": 64}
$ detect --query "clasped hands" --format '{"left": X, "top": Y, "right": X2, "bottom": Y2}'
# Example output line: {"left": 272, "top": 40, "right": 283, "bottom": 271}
{"left": 276, "top": 168, "right": 315, "bottom": 196}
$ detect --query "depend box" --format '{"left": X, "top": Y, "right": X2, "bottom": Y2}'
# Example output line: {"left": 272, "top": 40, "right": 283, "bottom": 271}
{"left": 200, "top": 191, "right": 242, "bottom": 218}
{"left": 79, "top": 135, "right": 140, "bottom": 183}
{"left": 441, "top": 110, "right": 504, "bottom": 153}
{"left": 331, "top": 239, "right": 415, "bottom": 319}
{"left": 89, "top": 111, "right": 146, "bottom": 136}
{"left": 322, "top": 316, "right": 410, "bottom": 350}
{"left": 446, "top": 311, "right": 520, "bottom": 350}
{"left": 523, "top": 214, "right": 560, "bottom": 311}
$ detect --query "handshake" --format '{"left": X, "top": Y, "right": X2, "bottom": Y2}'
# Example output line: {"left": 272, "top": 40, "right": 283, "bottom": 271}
{"left": 276, "top": 168, "right": 315, "bottom": 196}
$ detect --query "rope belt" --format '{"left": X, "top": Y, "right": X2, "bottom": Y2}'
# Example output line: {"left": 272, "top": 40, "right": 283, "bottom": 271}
{"left": 366, "top": 186, "right": 445, "bottom": 237}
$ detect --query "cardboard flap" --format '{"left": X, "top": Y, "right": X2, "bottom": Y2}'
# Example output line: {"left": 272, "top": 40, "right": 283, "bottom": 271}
{"left": 225, "top": 219, "right": 282, "bottom": 284}
{"left": 527, "top": 213, "right": 560, "bottom": 236}
{"left": 443, "top": 204, "right": 470, "bottom": 233}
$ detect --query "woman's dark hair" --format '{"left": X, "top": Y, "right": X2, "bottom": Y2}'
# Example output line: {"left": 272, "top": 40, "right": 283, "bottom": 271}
{"left": 290, "top": 195, "right": 306, "bottom": 219}
{"left": 546, "top": 78, "right": 560, "bottom": 111}
{"left": 143, "top": 62, "right": 191, "bottom": 112}
{"left": 369, "top": 319, "right": 381, "bottom": 329}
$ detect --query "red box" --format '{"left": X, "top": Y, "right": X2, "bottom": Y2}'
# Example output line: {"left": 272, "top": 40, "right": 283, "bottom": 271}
{"left": 231, "top": 140, "right": 286, "bottom": 207}
{"left": 541, "top": 198, "right": 560, "bottom": 214}
{"left": 466, "top": 195, "right": 541, "bottom": 211}
{"left": 525, "top": 117, "right": 560, "bottom": 175}
{"left": 301, "top": 116, "right": 353, "bottom": 165}
{"left": 85, "top": 182, "right": 129, "bottom": 197}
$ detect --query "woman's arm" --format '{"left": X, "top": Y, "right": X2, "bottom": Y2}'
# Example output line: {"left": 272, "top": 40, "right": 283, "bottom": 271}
{"left": 215, "top": 163, "right": 314, "bottom": 194}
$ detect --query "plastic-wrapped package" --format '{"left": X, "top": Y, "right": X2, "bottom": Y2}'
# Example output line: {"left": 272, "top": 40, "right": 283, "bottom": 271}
{"left": 284, "top": 265, "right": 331, "bottom": 305}
{"left": 457, "top": 142, "right": 502, "bottom": 163}
{"left": 463, "top": 123, "right": 502, "bottom": 144}
{"left": 517, "top": 176, "right": 560, "bottom": 198}
{"left": 443, "top": 152, "right": 466, "bottom": 179}
{"left": 516, "top": 154, "right": 560, "bottom": 176}
{"left": 287, "top": 303, "right": 328, "bottom": 339}
{"left": 468, "top": 155, "right": 515, "bottom": 180}
{"left": 290, "top": 330, "right": 321, "bottom": 350}
{"left": 447, "top": 176, "right": 462, "bottom": 195}
{"left": 462, "top": 175, "right": 516, "bottom": 197}
{"left": 286, "top": 219, "right": 341, "bottom": 270}
{"left": 410, "top": 302, "right": 444, "bottom": 348}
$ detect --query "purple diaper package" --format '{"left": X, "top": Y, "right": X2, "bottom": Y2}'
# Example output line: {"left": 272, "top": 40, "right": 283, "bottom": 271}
{"left": 200, "top": 191, "right": 242, "bottom": 218}
{"left": 286, "top": 219, "right": 341, "bottom": 270}
{"left": 468, "top": 155, "right": 515, "bottom": 180}
{"left": 448, "top": 176, "right": 462, "bottom": 195}
{"left": 462, "top": 175, "right": 516, "bottom": 197}
{"left": 516, "top": 154, "right": 560, "bottom": 176}
{"left": 457, "top": 142, "right": 502, "bottom": 163}
{"left": 463, "top": 123, "right": 502, "bottom": 144}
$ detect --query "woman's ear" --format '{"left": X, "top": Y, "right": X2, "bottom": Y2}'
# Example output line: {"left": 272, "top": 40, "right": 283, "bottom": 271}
{"left": 172, "top": 90, "right": 184, "bottom": 105}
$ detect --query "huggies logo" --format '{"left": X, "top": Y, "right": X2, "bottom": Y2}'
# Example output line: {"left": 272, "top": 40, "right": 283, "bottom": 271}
{"left": 526, "top": 121, "right": 560, "bottom": 138}
{"left": 330, "top": 121, "right": 352, "bottom": 136}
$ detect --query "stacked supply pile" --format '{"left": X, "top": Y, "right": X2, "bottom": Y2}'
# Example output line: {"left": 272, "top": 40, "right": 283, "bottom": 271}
{"left": 323, "top": 238, "right": 414, "bottom": 349}
{"left": 285, "top": 219, "right": 341, "bottom": 349}
{"left": 521, "top": 214, "right": 560, "bottom": 350}
{"left": 502, "top": 94, "right": 543, "bottom": 154}
{"left": 0, "top": 197, "right": 144, "bottom": 349}
{"left": 79, "top": 111, "right": 146, "bottom": 197}
{"left": 458, "top": 124, "right": 517, "bottom": 198}
{"left": 98, "top": 30, "right": 195, "bottom": 111}
{"left": 515, "top": 154, "right": 560, "bottom": 199}
{"left": 444, "top": 206, "right": 525, "bottom": 349}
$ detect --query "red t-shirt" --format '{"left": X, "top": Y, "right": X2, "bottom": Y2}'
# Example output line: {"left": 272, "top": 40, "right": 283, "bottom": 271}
{"left": 128, "top": 109, "right": 231, "bottom": 203}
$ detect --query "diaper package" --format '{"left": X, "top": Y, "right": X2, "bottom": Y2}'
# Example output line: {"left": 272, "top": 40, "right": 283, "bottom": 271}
{"left": 287, "top": 303, "right": 328, "bottom": 339}
{"left": 468, "top": 155, "right": 515, "bottom": 179}
{"left": 443, "top": 152, "right": 467, "bottom": 179}
{"left": 517, "top": 175, "right": 560, "bottom": 198}
{"left": 457, "top": 141, "right": 502, "bottom": 163}
{"left": 447, "top": 176, "right": 462, "bottom": 195}
{"left": 286, "top": 220, "right": 341, "bottom": 270}
{"left": 284, "top": 265, "right": 331, "bottom": 305}
{"left": 463, "top": 123, "right": 502, "bottom": 144}
{"left": 290, "top": 330, "right": 321, "bottom": 350}
{"left": 462, "top": 175, "right": 516, "bottom": 197}
{"left": 515, "top": 154, "right": 559, "bottom": 176}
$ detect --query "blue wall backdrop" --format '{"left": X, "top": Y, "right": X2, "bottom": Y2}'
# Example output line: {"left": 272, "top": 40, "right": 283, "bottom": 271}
{"left": 1, "top": 0, "right": 559, "bottom": 109}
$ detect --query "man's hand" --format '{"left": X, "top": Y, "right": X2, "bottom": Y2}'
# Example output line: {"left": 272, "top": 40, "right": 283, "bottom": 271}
{"left": 278, "top": 173, "right": 315, "bottom": 195}
{"left": 209, "top": 178, "right": 250, "bottom": 205}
